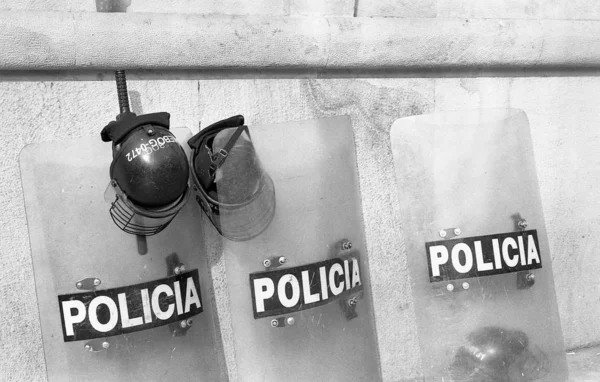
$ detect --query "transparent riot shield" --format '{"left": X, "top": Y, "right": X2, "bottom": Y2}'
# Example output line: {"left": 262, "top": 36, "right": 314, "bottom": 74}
{"left": 20, "top": 128, "right": 223, "bottom": 381}
{"left": 390, "top": 109, "right": 568, "bottom": 381}
{"left": 207, "top": 116, "right": 380, "bottom": 381}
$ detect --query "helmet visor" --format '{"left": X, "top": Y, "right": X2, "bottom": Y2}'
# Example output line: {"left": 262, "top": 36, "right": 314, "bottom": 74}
{"left": 191, "top": 125, "right": 275, "bottom": 241}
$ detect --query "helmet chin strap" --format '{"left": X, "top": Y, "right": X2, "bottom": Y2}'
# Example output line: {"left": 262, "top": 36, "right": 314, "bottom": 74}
{"left": 208, "top": 125, "right": 247, "bottom": 181}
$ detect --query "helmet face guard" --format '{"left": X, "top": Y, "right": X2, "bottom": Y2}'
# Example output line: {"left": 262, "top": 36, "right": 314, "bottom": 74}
{"left": 104, "top": 180, "right": 190, "bottom": 236}
{"left": 101, "top": 112, "right": 191, "bottom": 236}
{"left": 188, "top": 115, "right": 276, "bottom": 241}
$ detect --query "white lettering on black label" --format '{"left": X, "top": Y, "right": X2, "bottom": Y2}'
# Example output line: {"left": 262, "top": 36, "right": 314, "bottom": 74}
{"left": 249, "top": 255, "right": 363, "bottom": 319}
{"left": 126, "top": 135, "right": 177, "bottom": 162}
{"left": 426, "top": 230, "right": 542, "bottom": 282}
{"left": 58, "top": 270, "right": 203, "bottom": 342}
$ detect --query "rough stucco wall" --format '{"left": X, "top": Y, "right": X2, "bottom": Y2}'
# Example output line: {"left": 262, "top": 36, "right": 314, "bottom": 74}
{"left": 2, "top": 77, "right": 600, "bottom": 381}
{"left": 132, "top": 0, "right": 600, "bottom": 19}
{"left": 1, "top": 1, "right": 600, "bottom": 381}
{"left": 8, "top": 0, "right": 600, "bottom": 18}
{"left": 357, "top": 0, "right": 600, "bottom": 19}
{"left": 0, "top": 0, "right": 354, "bottom": 15}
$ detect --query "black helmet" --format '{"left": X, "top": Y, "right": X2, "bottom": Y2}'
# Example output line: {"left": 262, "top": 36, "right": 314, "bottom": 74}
{"left": 101, "top": 112, "right": 190, "bottom": 235}
{"left": 188, "top": 115, "right": 276, "bottom": 241}
{"left": 451, "top": 326, "right": 548, "bottom": 381}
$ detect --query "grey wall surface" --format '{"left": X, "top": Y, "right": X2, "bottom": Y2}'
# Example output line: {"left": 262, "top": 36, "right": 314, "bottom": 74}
{"left": 1, "top": 78, "right": 599, "bottom": 381}
{"left": 2, "top": 1, "right": 600, "bottom": 381}
{"left": 5, "top": 0, "right": 600, "bottom": 19}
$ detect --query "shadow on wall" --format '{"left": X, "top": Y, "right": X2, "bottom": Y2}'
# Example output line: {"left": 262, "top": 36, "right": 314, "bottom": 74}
{"left": 96, "top": 0, "right": 131, "bottom": 12}
{"left": 129, "top": 90, "right": 143, "bottom": 114}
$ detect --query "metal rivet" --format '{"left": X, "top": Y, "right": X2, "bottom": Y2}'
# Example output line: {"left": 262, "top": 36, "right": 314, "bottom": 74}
{"left": 525, "top": 273, "right": 535, "bottom": 282}
{"left": 278, "top": 257, "right": 286, "bottom": 265}
{"left": 179, "top": 265, "right": 186, "bottom": 273}
{"left": 454, "top": 228, "right": 461, "bottom": 236}
{"left": 286, "top": 317, "right": 295, "bottom": 326}
{"left": 518, "top": 220, "right": 528, "bottom": 230}
{"left": 342, "top": 240, "right": 352, "bottom": 250}
{"left": 147, "top": 129, "right": 154, "bottom": 135}
{"left": 174, "top": 267, "right": 181, "bottom": 275}
{"left": 439, "top": 230, "right": 447, "bottom": 238}
{"left": 110, "top": 180, "right": 117, "bottom": 187}
{"left": 84, "top": 344, "right": 91, "bottom": 351}
{"left": 270, "top": 319, "right": 279, "bottom": 328}
{"left": 102, "top": 341, "right": 110, "bottom": 349}
{"left": 76, "top": 282, "right": 83, "bottom": 289}
{"left": 93, "top": 278, "right": 101, "bottom": 286}
{"left": 186, "top": 318, "right": 193, "bottom": 326}
{"left": 446, "top": 284, "right": 455, "bottom": 292}
{"left": 180, "top": 320, "right": 187, "bottom": 328}
{"left": 263, "top": 259, "right": 272, "bottom": 268}
{"left": 462, "top": 282, "right": 470, "bottom": 290}
{"left": 348, "top": 297, "right": 357, "bottom": 307}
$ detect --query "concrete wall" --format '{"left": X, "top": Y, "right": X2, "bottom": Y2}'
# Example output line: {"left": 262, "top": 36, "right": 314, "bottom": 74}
{"left": 4, "top": 0, "right": 600, "bottom": 18}
{"left": 0, "top": 0, "right": 354, "bottom": 15}
{"left": 1, "top": 2, "right": 600, "bottom": 381}
{"left": 3, "top": 77, "right": 600, "bottom": 381}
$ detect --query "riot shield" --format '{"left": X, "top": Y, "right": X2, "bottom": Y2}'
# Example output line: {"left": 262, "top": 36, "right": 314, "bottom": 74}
{"left": 390, "top": 109, "right": 568, "bottom": 381}
{"left": 20, "top": 128, "right": 223, "bottom": 381}
{"left": 205, "top": 116, "right": 380, "bottom": 381}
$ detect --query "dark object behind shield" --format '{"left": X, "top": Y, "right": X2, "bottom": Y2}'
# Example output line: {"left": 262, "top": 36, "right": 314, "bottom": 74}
{"left": 451, "top": 326, "right": 549, "bottom": 381}
{"left": 390, "top": 110, "right": 568, "bottom": 381}
{"left": 101, "top": 71, "right": 190, "bottom": 236}
{"left": 188, "top": 115, "right": 276, "bottom": 241}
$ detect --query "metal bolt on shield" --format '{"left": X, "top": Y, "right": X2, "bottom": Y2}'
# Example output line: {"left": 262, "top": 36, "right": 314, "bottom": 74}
{"left": 270, "top": 319, "right": 279, "bottom": 328}
{"left": 76, "top": 282, "right": 83, "bottom": 289}
{"left": 526, "top": 273, "right": 535, "bottom": 282}
{"left": 454, "top": 228, "right": 461, "bottom": 236}
{"left": 102, "top": 341, "right": 110, "bottom": 349}
{"left": 263, "top": 259, "right": 272, "bottom": 268}
{"left": 439, "top": 230, "right": 447, "bottom": 238}
{"left": 341, "top": 240, "right": 352, "bottom": 250}
{"left": 518, "top": 219, "right": 528, "bottom": 230}
{"left": 84, "top": 344, "right": 91, "bottom": 351}
{"left": 180, "top": 320, "right": 187, "bottom": 328}
{"left": 93, "top": 278, "right": 101, "bottom": 287}
{"left": 462, "top": 282, "right": 470, "bottom": 290}
{"left": 286, "top": 317, "right": 295, "bottom": 326}
{"left": 446, "top": 284, "right": 455, "bottom": 292}
{"left": 186, "top": 318, "right": 193, "bottom": 326}
{"left": 278, "top": 257, "right": 286, "bottom": 265}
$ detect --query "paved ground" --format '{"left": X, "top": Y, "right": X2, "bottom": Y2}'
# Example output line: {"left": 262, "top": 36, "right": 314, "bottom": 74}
{"left": 568, "top": 346, "right": 600, "bottom": 381}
